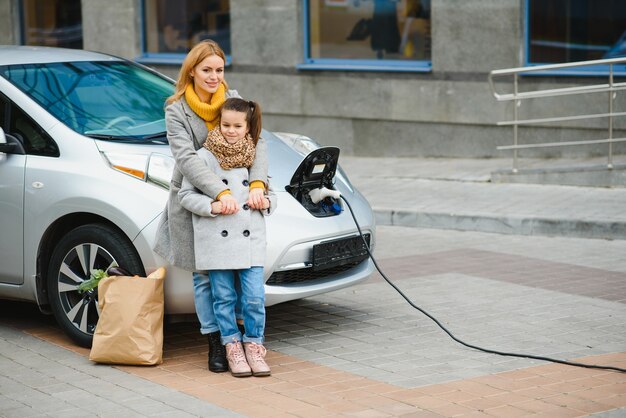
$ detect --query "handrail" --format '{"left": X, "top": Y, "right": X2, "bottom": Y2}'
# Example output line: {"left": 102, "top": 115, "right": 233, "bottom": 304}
{"left": 488, "top": 57, "right": 626, "bottom": 172}
{"left": 489, "top": 56, "right": 626, "bottom": 77}
{"left": 491, "top": 82, "right": 626, "bottom": 102}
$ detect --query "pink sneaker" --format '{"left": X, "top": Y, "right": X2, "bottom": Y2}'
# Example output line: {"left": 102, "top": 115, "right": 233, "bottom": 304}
{"left": 225, "top": 341, "right": 251, "bottom": 377}
{"left": 244, "top": 342, "right": 271, "bottom": 377}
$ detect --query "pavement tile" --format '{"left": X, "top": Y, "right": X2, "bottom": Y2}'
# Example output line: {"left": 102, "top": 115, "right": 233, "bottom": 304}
{"left": 483, "top": 404, "right": 542, "bottom": 417}
{"left": 406, "top": 395, "right": 451, "bottom": 409}
{"left": 373, "top": 401, "right": 424, "bottom": 416}
{"left": 425, "top": 402, "right": 477, "bottom": 417}
{"left": 1, "top": 406, "right": 45, "bottom": 418}
{"left": 601, "top": 394, "right": 626, "bottom": 408}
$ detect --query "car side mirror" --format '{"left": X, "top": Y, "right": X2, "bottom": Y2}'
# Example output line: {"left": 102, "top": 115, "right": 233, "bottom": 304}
{"left": 0, "top": 127, "right": 7, "bottom": 161}
{"left": 0, "top": 127, "right": 26, "bottom": 156}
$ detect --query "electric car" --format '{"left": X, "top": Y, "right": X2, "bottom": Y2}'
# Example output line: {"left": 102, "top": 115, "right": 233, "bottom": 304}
{"left": 0, "top": 46, "right": 376, "bottom": 347}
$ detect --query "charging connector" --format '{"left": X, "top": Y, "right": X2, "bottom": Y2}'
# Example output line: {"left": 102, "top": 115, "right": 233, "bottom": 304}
{"left": 308, "top": 187, "right": 341, "bottom": 204}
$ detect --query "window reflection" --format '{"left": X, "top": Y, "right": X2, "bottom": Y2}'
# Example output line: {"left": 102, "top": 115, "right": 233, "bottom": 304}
{"left": 21, "top": 0, "right": 82, "bottom": 49}
{"left": 144, "top": 0, "right": 231, "bottom": 54}
{"left": 309, "top": 0, "right": 431, "bottom": 61}
{"left": 529, "top": 0, "right": 626, "bottom": 63}
{"left": 1, "top": 62, "right": 173, "bottom": 137}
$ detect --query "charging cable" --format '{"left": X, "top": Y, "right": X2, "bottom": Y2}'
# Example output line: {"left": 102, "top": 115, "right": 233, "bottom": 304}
{"left": 339, "top": 195, "right": 626, "bottom": 373}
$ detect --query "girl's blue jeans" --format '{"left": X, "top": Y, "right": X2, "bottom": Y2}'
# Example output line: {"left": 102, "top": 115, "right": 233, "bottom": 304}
{"left": 192, "top": 272, "right": 243, "bottom": 335}
{"left": 209, "top": 266, "right": 265, "bottom": 345}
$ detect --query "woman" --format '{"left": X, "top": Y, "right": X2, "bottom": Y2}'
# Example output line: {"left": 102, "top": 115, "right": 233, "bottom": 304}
{"left": 154, "top": 40, "right": 268, "bottom": 373}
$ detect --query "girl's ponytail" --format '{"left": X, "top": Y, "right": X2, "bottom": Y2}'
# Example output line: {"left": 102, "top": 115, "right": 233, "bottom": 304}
{"left": 247, "top": 101, "right": 262, "bottom": 145}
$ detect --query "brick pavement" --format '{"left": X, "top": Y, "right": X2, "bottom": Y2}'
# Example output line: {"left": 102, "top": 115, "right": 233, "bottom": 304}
{"left": 2, "top": 226, "right": 626, "bottom": 417}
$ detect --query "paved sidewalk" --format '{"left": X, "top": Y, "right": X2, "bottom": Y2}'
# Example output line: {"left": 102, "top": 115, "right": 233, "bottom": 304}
{"left": 340, "top": 157, "right": 626, "bottom": 240}
{"left": 2, "top": 225, "right": 626, "bottom": 417}
{"left": 0, "top": 303, "right": 240, "bottom": 418}
{"left": 2, "top": 156, "right": 626, "bottom": 417}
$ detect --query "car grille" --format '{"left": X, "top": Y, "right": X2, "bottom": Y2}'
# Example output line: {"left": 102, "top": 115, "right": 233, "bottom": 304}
{"left": 267, "top": 259, "right": 366, "bottom": 285}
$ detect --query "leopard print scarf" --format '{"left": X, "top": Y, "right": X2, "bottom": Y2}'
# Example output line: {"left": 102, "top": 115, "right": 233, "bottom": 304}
{"left": 203, "top": 126, "right": 256, "bottom": 170}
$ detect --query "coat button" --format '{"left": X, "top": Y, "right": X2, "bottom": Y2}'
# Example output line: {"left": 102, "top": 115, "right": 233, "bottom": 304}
{"left": 221, "top": 230, "right": 228, "bottom": 237}
{"left": 243, "top": 204, "right": 249, "bottom": 210}
{"left": 243, "top": 230, "right": 250, "bottom": 237}
{"left": 222, "top": 179, "right": 228, "bottom": 185}
{"left": 242, "top": 180, "right": 249, "bottom": 187}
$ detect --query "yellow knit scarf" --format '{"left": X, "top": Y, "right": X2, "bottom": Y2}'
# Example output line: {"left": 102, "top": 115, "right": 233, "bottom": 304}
{"left": 184, "top": 83, "right": 227, "bottom": 130}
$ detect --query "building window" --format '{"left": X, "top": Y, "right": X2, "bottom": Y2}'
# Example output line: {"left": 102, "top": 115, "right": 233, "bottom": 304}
{"left": 143, "top": 0, "right": 230, "bottom": 60}
{"left": 21, "top": 0, "right": 82, "bottom": 49}
{"left": 527, "top": 0, "right": 626, "bottom": 72}
{"left": 302, "top": 0, "right": 431, "bottom": 72}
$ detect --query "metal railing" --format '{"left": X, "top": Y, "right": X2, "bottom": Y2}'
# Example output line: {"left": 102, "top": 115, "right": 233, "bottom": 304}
{"left": 488, "top": 57, "right": 626, "bottom": 172}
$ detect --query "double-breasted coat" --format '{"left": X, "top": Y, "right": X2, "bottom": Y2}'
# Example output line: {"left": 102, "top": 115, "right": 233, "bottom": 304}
{"left": 153, "top": 93, "right": 268, "bottom": 271}
{"left": 178, "top": 147, "right": 276, "bottom": 271}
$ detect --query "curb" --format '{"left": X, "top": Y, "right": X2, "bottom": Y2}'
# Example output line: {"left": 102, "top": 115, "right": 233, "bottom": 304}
{"left": 374, "top": 209, "right": 626, "bottom": 240}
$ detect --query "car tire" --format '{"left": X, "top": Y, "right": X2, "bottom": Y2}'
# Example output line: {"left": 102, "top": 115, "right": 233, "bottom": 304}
{"left": 47, "top": 223, "right": 145, "bottom": 348}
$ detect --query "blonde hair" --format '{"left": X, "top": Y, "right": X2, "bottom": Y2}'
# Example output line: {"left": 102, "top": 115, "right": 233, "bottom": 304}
{"left": 166, "top": 40, "right": 226, "bottom": 105}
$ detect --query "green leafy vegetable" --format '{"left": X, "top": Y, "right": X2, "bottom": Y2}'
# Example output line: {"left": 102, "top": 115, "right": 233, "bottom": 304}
{"left": 78, "top": 269, "right": 108, "bottom": 293}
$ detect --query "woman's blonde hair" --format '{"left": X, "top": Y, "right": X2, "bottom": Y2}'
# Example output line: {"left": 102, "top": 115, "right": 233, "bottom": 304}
{"left": 166, "top": 40, "right": 226, "bottom": 105}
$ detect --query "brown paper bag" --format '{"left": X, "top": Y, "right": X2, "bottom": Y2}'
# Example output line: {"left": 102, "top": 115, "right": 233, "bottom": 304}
{"left": 89, "top": 267, "right": 166, "bottom": 365}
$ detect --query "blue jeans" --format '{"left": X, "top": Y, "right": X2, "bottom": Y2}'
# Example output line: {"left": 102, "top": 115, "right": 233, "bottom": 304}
{"left": 192, "top": 272, "right": 243, "bottom": 335}
{"left": 209, "top": 266, "right": 265, "bottom": 345}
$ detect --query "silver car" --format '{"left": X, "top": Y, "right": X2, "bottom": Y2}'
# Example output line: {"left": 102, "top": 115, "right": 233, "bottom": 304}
{"left": 0, "top": 46, "right": 376, "bottom": 347}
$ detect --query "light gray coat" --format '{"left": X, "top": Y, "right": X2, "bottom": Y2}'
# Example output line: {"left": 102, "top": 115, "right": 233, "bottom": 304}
{"left": 153, "top": 93, "right": 268, "bottom": 271}
{"left": 178, "top": 148, "right": 276, "bottom": 271}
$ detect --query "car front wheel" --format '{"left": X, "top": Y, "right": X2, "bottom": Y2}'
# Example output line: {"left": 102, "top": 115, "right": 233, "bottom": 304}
{"left": 47, "top": 223, "right": 144, "bottom": 347}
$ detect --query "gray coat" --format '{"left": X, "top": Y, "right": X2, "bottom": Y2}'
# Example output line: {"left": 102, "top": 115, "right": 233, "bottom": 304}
{"left": 153, "top": 93, "right": 268, "bottom": 271}
{"left": 178, "top": 148, "right": 276, "bottom": 271}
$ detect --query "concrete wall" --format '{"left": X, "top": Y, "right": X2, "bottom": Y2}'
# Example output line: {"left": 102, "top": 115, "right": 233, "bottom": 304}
{"left": 0, "top": 0, "right": 19, "bottom": 45}
{"left": 81, "top": 0, "right": 141, "bottom": 59}
{"left": 433, "top": 0, "right": 521, "bottom": 73}
{"left": 230, "top": 0, "right": 301, "bottom": 67}
{"left": 1, "top": 0, "right": 624, "bottom": 158}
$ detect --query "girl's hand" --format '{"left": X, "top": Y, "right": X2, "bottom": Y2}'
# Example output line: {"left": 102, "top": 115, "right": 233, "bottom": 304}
{"left": 218, "top": 194, "right": 239, "bottom": 214}
{"left": 260, "top": 197, "right": 270, "bottom": 210}
{"left": 210, "top": 201, "right": 222, "bottom": 215}
{"left": 247, "top": 187, "right": 265, "bottom": 209}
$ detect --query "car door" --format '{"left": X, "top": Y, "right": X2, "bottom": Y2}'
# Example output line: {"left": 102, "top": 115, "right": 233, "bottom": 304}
{"left": 0, "top": 93, "right": 26, "bottom": 284}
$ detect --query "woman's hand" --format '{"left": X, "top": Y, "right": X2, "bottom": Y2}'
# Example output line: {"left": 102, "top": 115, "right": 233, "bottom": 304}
{"left": 218, "top": 194, "right": 239, "bottom": 214}
{"left": 247, "top": 187, "right": 265, "bottom": 209}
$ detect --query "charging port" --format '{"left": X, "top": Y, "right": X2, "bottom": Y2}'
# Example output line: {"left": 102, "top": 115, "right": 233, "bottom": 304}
{"left": 285, "top": 147, "right": 342, "bottom": 217}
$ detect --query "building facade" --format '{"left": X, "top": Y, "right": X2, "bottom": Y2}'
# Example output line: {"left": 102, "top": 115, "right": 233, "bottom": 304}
{"left": 1, "top": 0, "right": 625, "bottom": 158}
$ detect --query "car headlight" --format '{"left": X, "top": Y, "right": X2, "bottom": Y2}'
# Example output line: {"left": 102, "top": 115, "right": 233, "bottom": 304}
{"left": 147, "top": 153, "right": 175, "bottom": 189}
{"left": 101, "top": 152, "right": 174, "bottom": 190}
{"left": 273, "top": 132, "right": 321, "bottom": 156}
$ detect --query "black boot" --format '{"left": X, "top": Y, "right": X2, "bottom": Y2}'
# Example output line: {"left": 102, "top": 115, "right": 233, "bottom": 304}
{"left": 207, "top": 331, "right": 228, "bottom": 372}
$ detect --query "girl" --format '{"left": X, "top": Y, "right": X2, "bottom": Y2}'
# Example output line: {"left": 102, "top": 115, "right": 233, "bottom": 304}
{"left": 178, "top": 98, "right": 275, "bottom": 377}
{"left": 153, "top": 40, "right": 268, "bottom": 373}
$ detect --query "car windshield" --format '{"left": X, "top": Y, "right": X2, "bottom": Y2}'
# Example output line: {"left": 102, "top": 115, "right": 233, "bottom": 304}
{"left": 0, "top": 60, "right": 173, "bottom": 141}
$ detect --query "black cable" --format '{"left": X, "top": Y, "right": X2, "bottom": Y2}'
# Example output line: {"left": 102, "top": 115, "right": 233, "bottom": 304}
{"left": 340, "top": 195, "right": 626, "bottom": 373}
